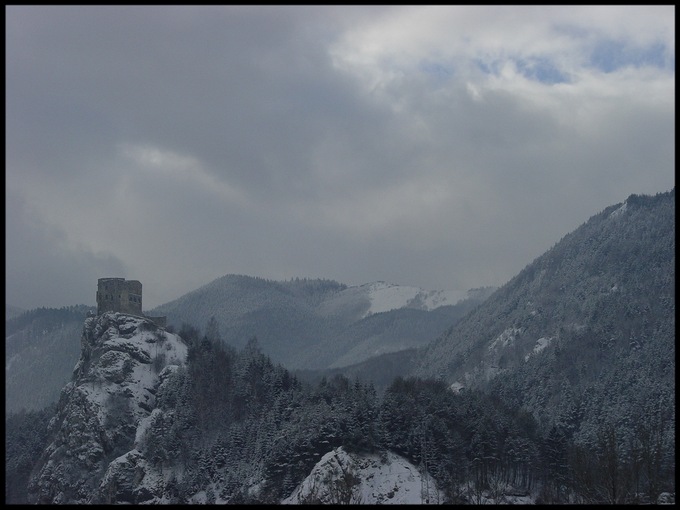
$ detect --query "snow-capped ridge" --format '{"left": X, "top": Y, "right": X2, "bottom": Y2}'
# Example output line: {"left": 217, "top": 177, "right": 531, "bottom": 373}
{"left": 361, "top": 281, "right": 468, "bottom": 317}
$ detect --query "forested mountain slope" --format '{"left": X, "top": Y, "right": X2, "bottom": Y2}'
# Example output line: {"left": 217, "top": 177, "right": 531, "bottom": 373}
{"left": 11, "top": 276, "right": 674, "bottom": 505}
{"left": 3, "top": 278, "right": 486, "bottom": 415}
{"left": 5, "top": 306, "right": 93, "bottom": 413}
{"left": 413, "top": 189, "right": 675, "bottom": 447}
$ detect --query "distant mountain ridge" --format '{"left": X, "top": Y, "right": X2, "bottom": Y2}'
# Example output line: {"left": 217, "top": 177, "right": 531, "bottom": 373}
{"left": 5, "top": 278, "right": 490, "bottom": 414}
{"left": 150, "top": 276, "right": 492, "bottom": 370}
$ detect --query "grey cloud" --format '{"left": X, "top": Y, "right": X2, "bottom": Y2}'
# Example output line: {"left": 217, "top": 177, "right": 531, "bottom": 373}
{"left": 6, "top": 6, "right": 675, "bottom": 310}
{"left": 7, "top": 6, "right": 399, "bottom": 202}
{"left": 6, "top": 194, "right": 128, "bottom": 309}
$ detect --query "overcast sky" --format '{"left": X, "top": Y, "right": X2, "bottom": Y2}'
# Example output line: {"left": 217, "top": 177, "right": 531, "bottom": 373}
{"left": 6, "top": 5, "right": 675, "bottom": 311}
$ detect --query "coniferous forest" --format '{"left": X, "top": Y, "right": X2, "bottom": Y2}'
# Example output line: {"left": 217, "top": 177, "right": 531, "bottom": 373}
{"left": 6, "top": 324, "right": 674, "bottom": 503}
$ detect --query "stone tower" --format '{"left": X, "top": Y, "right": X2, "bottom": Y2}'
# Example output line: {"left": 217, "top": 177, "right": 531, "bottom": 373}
{"left": 96, "top": 278, "right": 143, "bottom": 316}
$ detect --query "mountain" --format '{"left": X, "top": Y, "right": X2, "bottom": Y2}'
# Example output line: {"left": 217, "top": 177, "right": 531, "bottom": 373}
{"left": 150, "top": 275, "right": 492, "bottom": 370}
{"left": 412, "top": 189, "right": 675, "bottom": 443}
{"left": 21, "top": 314, "right": 546, "bottom": 504}
{"left": 5, "top": 305, "right": 94, "bottom": 413}
{"left": 27, "top": 312, "right": 188, "bottom": 504}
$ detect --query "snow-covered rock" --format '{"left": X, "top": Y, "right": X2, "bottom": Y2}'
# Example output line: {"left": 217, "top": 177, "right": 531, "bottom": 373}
{"left": 27, "top": 312, "right": 187, "bottom": 504}
{"left": 282, "top": 447, "right": 443, "bottom": 504}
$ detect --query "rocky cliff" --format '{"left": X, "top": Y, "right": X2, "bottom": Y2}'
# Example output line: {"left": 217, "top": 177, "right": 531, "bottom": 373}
{"left": 27, "top": 312, "right": 187, "bottom": 504}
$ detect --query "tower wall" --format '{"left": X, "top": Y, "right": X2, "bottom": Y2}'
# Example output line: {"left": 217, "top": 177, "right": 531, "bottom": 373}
{"left": 97, "top": 278, "right": 142, "bottom": 315}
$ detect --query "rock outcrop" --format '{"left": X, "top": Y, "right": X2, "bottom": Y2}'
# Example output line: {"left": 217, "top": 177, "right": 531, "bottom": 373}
{"left": 27, "top": 312, "right": 187, "bottom": 504}
{"left": 282, "top": 447, "right": 443, "bottom": 505}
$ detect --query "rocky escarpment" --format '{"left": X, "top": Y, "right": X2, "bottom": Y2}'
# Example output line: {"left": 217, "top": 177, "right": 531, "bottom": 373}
{"left": 27, "top": 312, "right": 187, "bottom": 504}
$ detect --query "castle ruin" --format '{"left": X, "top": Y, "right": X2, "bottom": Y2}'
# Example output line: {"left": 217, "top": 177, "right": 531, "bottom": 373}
{"left": 96, "top": 278, "right": 166, "bottom": 327}
{"left": 97, "top": 278, "right": 142, "bottom": 315}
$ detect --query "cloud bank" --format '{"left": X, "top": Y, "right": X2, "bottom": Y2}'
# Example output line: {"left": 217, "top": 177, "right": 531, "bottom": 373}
{"left": 6, "top": 5, "right": 675, "bottom": 310}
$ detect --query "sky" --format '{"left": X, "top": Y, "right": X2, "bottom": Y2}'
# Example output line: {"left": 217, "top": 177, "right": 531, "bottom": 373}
{"left": 6, "top": 5, "right": 675, "bottom": 311}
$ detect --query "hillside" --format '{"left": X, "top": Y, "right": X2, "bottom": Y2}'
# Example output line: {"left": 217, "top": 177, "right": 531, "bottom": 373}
{"left": 19, "top": 318, "right": 548, "bottom": 504}
{"left": 19, "top": 313, "right": 455, "bottom": 503}
{"left": 281, "top": 447, "right": 445, "bottom": 504}
{"left": 4, "top": 278, "right": 489, "bottom": 416}
{"left": 413, "top": 189, "right": 675, "bottom": 444}
{"left": 5, "top": 305, "right": 94, "bottom": 413}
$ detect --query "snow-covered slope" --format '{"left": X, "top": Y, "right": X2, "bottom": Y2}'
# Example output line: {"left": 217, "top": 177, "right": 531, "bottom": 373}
{"left": 316, "top": 281, "right": 469, "bottom": 321}
{"left": 362, "top": 281, "right": 468, "bottom": 317}
{"left": 281, "top": 447, "right": 443, "bottom": 504}
{"left": 28, "top": 312, "right": 187, "bottom": 504}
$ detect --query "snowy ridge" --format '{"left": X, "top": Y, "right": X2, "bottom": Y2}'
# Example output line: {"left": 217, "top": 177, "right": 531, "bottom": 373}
{"left": 362, "top": 281, "right": 468, "bottom": 317}
{"left": 281, "top": 447, "right": 443, "bottom": 504}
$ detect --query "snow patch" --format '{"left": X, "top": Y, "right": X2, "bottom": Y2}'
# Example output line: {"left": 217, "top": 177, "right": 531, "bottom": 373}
{"left": 449, "top": 382, "right": 464, "bottom": 394}
{"left": 524, "top": 336, "right": 555, "bottom": 361}
{"left": 363, "top": 281, "right": 467, "bottom": 317}
{"left": 488, "top": 327, "right": 522, "bottom": 351}
{"left": 282, "top": 447, "right": 443, "bottom": 504}
{"left": 609, "top": 201, "right": 627, "bottom": 219}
